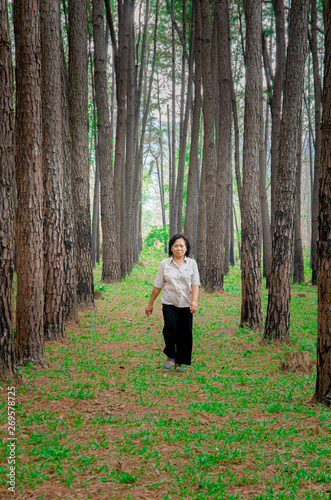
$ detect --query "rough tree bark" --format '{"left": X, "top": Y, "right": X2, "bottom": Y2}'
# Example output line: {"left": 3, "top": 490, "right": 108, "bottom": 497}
{"left": 315, "top": 0, "right": 331, "bottom": 407}
{"left": 193, "top": 129, "right": 202, "bottom": 256}
{"left": 68, "top": 0, "right": 94, "bottom": 307}
{"left": 264, "top": 0, "right": 309, "bottom": 342}
{"left": 231, "top": 71, "right": 242, "bottom": 212}
{"left": 123, "top": 0, "right": 135, "bottom": 274}
{"left": 196, "top": 159, "right": 207, "bottom": 285}
{"left": 240, "top": 0, "right": 262, "bottom": 330}
{"left": 132, "top": 0, "right": 159, "bottom": 258}
{"left": 90, "top": 42, "right": 100, "bottom": 269}
{"left": 0, "top": 0, "right": 16, "bottom": 379}
{"left": 14, "top": 0, "right": 46, "bottom": 366}
{"left": 169, "top": 0, "right": 177, "bottom": 238}
{"left": 205, "top": 0, "right": 232, "bottom": 292}
{"left": 259, "top": 94, "right": 272, "bottom": 288}
{"left": 315, "top": 2, "right": 331, "bottom": 406}
{"left": 270, "top": 0, "right": 285, "bottom": 229}
{"left": 91, "top": 110, "right": 100, "bottom": 267}
{"left": 61, "top": 39, "right": 77, "bottom": 323}
{"left": 293, "top": 117, "right": 305, "bottom": 284}
{"left": 185, "top": 0, "right": 201, "bottom": 246}
{"left": 156, "top": 73, "right": 167, "bottom": 249}
{"left": 197, "top": 0, "right": 217, "bottom": 285}
{"left": 229, "top": 173, "right": 235, "bottom": 266}
{"left": 310, "top": 0, "right": 322, "bottom": 286}
{"left": 41, "top": 0, "right": 66, "bottom": 340}
{"left": 116, "top": 1, "right": 129, "bottom": 276}
{"left": 176, "top": 1, "right": 194, "bottom": 233}
{"left": 92, "top": 0, "right": 120, "bottom": 282}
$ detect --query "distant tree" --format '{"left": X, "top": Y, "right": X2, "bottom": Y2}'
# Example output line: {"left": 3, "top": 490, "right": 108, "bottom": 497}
{"left": 0, "top": 0, "right": 16, "bottom": 378}
{"left": 92, "top": 0, "right": 120, "bottom": 282}
{"left": 315, "top": 0, "right": 331, "bottom": 407}
{"left": 41, "top": 0, "right": 66, "bottom": 339}
{"left": 68, "top": 0, "right": 95, "bottom": 306}
{"left": 14, "top": 0, "right": 46, "bottom": 365}
{"left": 264, "top": 0, "right": 310, "bottom": 342}
{"left": 240, "top": 0, "right": 262, "bottom": 330}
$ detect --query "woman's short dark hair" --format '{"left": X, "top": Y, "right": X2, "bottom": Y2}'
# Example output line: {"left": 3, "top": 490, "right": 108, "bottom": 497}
{"left": 168, "top": 233, "right": 191, "bottom": 257}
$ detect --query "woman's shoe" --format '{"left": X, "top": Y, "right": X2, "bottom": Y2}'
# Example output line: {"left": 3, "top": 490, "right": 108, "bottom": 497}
{"left": 163, "top": 358, "right": 175, "bottom": 369}
{"left": 175, "top": 364, "right": 185, "bottom": 373}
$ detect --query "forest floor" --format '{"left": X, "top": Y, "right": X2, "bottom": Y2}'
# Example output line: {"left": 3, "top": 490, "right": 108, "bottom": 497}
{"left": 0, "top": 247, "right": 330, "bottom": 500}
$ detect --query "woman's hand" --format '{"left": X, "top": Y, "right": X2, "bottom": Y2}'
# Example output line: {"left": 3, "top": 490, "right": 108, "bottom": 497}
{"left": 190, "top": 300, "right": 198, "bottom": 314}
{"left": 145, "top": 304, "right": 153, "bottom": 317}
{"left": 145, "top": 287, "right": 161, "bottom": 318}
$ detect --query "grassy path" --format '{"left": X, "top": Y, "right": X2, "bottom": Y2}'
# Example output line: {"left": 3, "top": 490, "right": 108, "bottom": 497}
{"left": 0, "top": 248, "right": 330, "bottom": 499}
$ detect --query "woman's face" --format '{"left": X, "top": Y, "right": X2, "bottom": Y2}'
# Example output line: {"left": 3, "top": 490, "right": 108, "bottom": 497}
{"left": 171, "top": 238, "right": 187, "bottom": 259}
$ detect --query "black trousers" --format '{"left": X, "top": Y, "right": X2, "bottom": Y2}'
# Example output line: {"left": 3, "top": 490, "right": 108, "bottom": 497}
{"left": 162, "top": 304, "right": 193, "bottom": 365}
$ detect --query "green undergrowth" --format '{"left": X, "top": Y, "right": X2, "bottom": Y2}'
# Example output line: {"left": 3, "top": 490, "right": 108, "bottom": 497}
{"left": 0, "top": 247, "right": 329, "bottom": 500}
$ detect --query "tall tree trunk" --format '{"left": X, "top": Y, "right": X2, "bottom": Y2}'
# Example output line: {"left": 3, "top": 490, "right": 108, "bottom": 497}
{"left": 205, "top": 0, "right": 232, "bottom": 292}
{"left": 156, "top": 73, "right": 167, "bottom": 251}
{"left": 259, "top": 94, "right": 272, "bottom": 288}
{"left": 185, "top": 0, "right": 201, "bottom": 247}
{"left": 14, "top": 0, "right": 46, "bottom": 366}
{"left": 176, "top": 1, "right": 194, "bottom": 233}
{"left": 315, "top": 0, "right": 331, "bottom": 406}
{"left": 105, "top": 0, "right": 129, "bottom": 275}
{"left": 310, "top": 0, "right": 322, "bottom": 286}
{"left": 116, "top": 1, "right": 129, "bottom": 276}
{"left": 167, "top": 103, "right": 172, "bottom": 233}
{"left": 233, "top": 203, "right": 241, "bottom": 260}
{"left": 68, "top": 0, "right": 94, "bottom": 307}
{"left": 169, "top": 0, "right": 177, "bottom": 237}
{"left": 293, "top": 116, "right": 305, "bottom": 284}
{"left": 61, "top": 35, "right": 77, "bottom": 323}
{"left": 240, "top": 0, "right": 262, "bottom": 330}
{"left": 132, "top": 0, "right": 159, "bottom": 258}
{"left": 124, "top": 1, "right": 135, "bottom": 274}
{"left": 132, "top": 0, "right": 150, "bottom": 260}
{"left": 175, "top": 0, "right": 186, "bottom": 232}
{"left": 197, "top": 158, "right": 207, "bottom": 285}
{"left": 264, "top": 0, "right": 309, "bottom": 342}
{"left": 155, "top": 156, "right": 167, "bottom": 230}
{"left": 229, "top": 172, "right": 235, "bottom": 266}
{"left": 231, "top": 71, "right": 242, "bottom": 212}
{"left": 193, "top": 120, "right": 203, "bottom": 256}
{"left": 92, "top": 0, "right": 120, "bottom": 282}
{"left": 90, "top": 44, "right": 99, "bottom": 269}
{"left": 0, "top": 0, "right": 16, "bottom": 379}
{"left": 270, "top": 0, "right": 285, "bottom": 230}
{"left": 41, "top": 0, "right": 65, "bottom": 340}
{"left": 198, "top": 0, "right": 217, "bottom": 286}
{"left": 223, "top": 188, "right": 231, "bottom": 274}
{"left": 91, "top": 148, "right": 100, "bottom": 268}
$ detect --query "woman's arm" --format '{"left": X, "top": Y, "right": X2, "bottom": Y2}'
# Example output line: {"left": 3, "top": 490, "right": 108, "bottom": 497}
{"left": 190, "top": 284, "right": 199, "bottom": 314}
{"left": 145, "top": 287, "right": 162, "bottom": 317}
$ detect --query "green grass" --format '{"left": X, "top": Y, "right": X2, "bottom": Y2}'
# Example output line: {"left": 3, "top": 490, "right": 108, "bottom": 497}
{"left": 0, "top": 246, "right": 328, "bottom": 500}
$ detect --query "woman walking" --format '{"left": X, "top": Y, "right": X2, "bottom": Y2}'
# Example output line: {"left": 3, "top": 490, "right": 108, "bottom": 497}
{"left": 145, "top": 234, "right": 200, "bottom": 372}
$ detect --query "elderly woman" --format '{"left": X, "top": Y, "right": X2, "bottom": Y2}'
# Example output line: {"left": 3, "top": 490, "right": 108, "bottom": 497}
{"left": 145, "top": 233, "right": 200, "bottom": 373}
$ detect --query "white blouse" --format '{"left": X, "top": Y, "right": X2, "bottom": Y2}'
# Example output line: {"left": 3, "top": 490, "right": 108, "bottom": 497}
{"left": 153, "top": 255, "right": 200, "bottom": 308}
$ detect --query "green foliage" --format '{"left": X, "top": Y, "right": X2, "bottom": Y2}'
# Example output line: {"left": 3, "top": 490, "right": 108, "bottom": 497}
{"left": 144, "top": 224, "right": 169, "bottom": 247}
